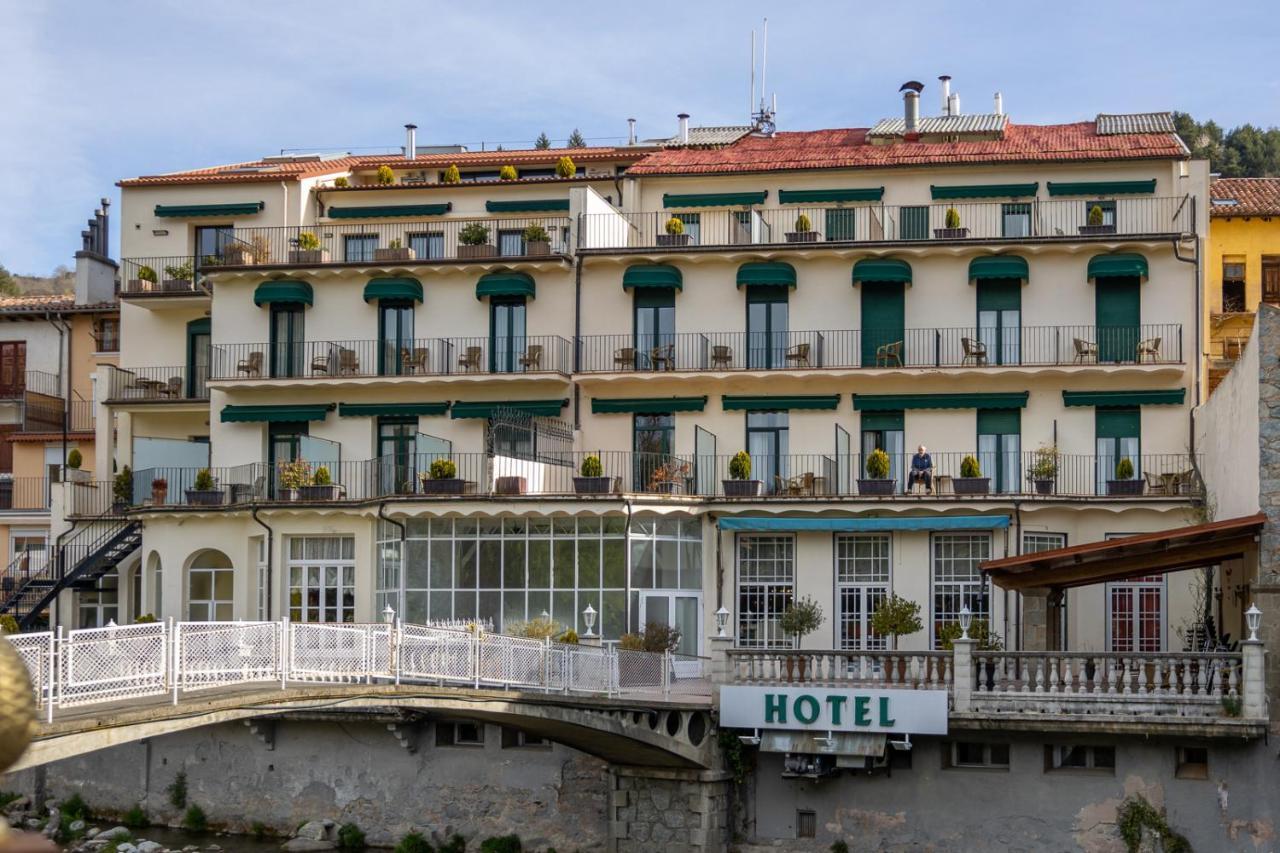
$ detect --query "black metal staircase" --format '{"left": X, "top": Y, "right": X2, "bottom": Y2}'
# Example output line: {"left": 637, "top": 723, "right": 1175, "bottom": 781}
{"left": 0, "top": 515, "right": 142, "bottom": 630}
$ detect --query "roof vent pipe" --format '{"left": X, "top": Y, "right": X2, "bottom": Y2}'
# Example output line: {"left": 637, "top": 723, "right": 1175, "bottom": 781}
{"left": 404, "top": 123, "right": 417, "bottom": 160}
{"left": 994, "top": 92, "right": 1003, "bottom": 116}
{"left": 903, "top": 91, "right": 920, "bottom": 133}
{"left": 677, "top": 113, "right": 690, "bottom": 144}
{"left": 948, "top": 92, "right": 960, "bottom": 116}
{"left": 627, "top": 118, "right": 637, "bottom": 146}
{"left": 938, "top": 75, "right": 952, "bottom": 114}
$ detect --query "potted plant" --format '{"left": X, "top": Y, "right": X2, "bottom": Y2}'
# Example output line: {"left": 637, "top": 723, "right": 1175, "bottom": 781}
{"left": 573, "top": 455, "right": 613, "bottom": 494}
{"left": 185, "top": 468, "right": 224, "bottom": 506}
{"left": 779, "top": 596, "right": 824, "bottom": 681}
{"left": 657, "top": 216, "right": 691, "bottom": 247}
{"left": 1107, "top": 457, "right": 1143, "bottom": 496}
{"left": 275, "top": 460, "right": 310, "bottom": 502}
{"left": 555, "top": 156, "right": 576, "bottom": 178}
{"left": 495, "top": 475, "right": 527, "bottom": 495}
{"left": 65, "top": 448, "right": 90, "bottom": 482}
{"left": 376, "top": 165, "right": 395, "bottom": 185}
{"left": 785, "top": 212, "right": 818, "bottom": 243}
{"left": 374, "top": 237, "right": 416, "bottom": 262}
{"left": 458, "top": 222, "right": 496, "bottom": 259}
{"left": 420, "top": 458, "right": 466, "bottom": 495}
{"left": 499, "top": 165, "right": 518, "bottom": 181}
{"left": 289, "top": 231, "right": 330, "bottom": 264}
{"left": 1028, "top": 444, "right": 1059, "bottom": 495}
{"left": 858, "top": 447, "right": 895, "bottom": 496}
{"left": 953, "top": 454, "right": 990, "bottom": 495}
{"left": 870, "top": 594, "right": 923, "bottom": 651}
{"left": 162, "top": 260, "right": 194, "bottom": 292}
{"left": 722, "top": 450, "right": 762, "bottom": 497}
{"left": 649, "top": 459, "right": 690, "bottom": 494}
{"left": 299, "top": 465, "right": 345, "bottom": 501}
{"left": 1079, "top": 203, "right": 1116, "bottom": 236}
{"left": 113, "top": 465, "right": 133, "bottom": 512}
{"left": 151, "top": 477, "right": 168, "bottom": 505}
{"left": 523, "top": 224, "right": 552, "bottom": 256}
{"left": 222, "top": 235, "right": 270, "bottom": 266}
{"left": 333, "top": 176, "right": 349, "bottom": 188}
{"left": 131, "top": 264, "right": 158, "bottom": 292}
{"left": 934, "top": 206, "right": 969, "bottom": 239}
{"left": 442, "top": 164, "right": 461, "bottom": 184}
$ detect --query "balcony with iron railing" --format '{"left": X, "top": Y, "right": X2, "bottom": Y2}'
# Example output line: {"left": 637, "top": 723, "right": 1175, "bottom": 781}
{"left": 0, "top": 370, "right": 62, "bottom": 400}
{"left": 104, "top": 364, "right": 209, "bottom": 403}
{"left": 578, "top": 196, "right": 1195, "bottom": 252}
{"left": 0, "top": 478, "right": 51, "bottom": 511}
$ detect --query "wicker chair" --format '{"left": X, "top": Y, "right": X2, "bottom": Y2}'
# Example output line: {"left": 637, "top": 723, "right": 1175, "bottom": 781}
{"left": 961, "top": 337, "right": 988, "bottom": 366}
{"left": 785, "top": 342, "right": 811, "bottom": 368}
{"left": 1073, "top": 338, "right": 1098, "bottom": 363}
{"left": 875, "top": 341, "right": 903, "bottom": 367}
{"left": 236, "top": 351, "right": 263, "bottom": 377}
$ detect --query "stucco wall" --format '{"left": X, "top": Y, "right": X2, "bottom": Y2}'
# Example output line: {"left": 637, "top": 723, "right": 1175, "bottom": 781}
{"left": 1196, "top": 309, "right": 1262, "bottom": 522}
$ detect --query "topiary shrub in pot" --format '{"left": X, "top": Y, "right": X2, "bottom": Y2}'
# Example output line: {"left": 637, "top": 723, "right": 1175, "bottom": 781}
{"left": 442, "top": 164, "right": 461, "bottom": 184}
{"left": 779, "top": 596, "right": 824, "bottom": 681}
{"left": 555, "top": 156, "right": 576, "bottom": 179}
{"left": 573, "top": 454, "right": 613, "bottom": 494}
{"left": 131, "top": 264, "right": 158, "bottom": 292}
{"left": 657, "top": 216, "right": 691, "bottom": 247}
{"left": 376, "top": 165, "right": 395, "bottom": 185}
{"left": 858, "top": 447, "right": 895, "bottom": 495}
{"left": 65, "top": 448, "right": 89, "bottom": 482}
{"left": 420, "top": 457, "right": 466, "bottom": 495}
{"left": 723, "top": 450, "right": 762, "bottom": 497}
{"left": 289, "top": 230, "right": 330, "bottom": 264}
{"left": 498, "top": 165, "right": 518, "bottom": 181}
{"left": 522, "top": 223, "right": 551, "bottom": 256}
{"left": 935, "top": 206, "right": 968, "bottom": 239}
{"left": 185, "top": 467, "right": 224, "bottom": 506}
{"left": 299, "top": 465, "right": 345, "bottom": 501}
{"left": 1108, "top": 456, "right": 1143, "bottom": 496}
{"left": 786, "top": 212, "right": 818, "bottom": 243}
{"left": 275, "top": 459, "right": 310, "bottom": 502}
{"left": 458, "top": 222, "right": 496, "bottom": 259}
{"left": 953, "top": 454, "right": 991, "bottom": 495}
{"left": 113, "top": 464, "right": 133, "bottom": 511}
{"left": 1028, "top": 444, "right": 1058, "bottom": 495}
{"left": 1079, "top": 202, "right": 1116, "bottom": 236}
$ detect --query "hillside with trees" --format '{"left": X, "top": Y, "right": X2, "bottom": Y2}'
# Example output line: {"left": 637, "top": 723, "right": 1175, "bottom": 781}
{"left": 1174, "top": 112, "right": 1280, "bottom": 176}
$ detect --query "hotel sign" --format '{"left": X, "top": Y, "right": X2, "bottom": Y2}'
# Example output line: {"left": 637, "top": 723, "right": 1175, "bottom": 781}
{"left": 719, "top": 686, "right": 948, "bottom": 735}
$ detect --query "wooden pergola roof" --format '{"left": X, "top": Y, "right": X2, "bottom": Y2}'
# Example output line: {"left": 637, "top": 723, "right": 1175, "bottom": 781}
{"left": 981, "top": 513, "right": 1265, "bottom": 591}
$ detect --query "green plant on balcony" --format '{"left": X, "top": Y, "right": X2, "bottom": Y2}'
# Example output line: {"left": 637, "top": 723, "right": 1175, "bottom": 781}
{"left": 334, "top": 176, "right": 349, "bottom": 188}
{"left": 865, "top": 448, "right": 891, "bottom": 479}
{"left": 869, "top": 594, "right": 922, "bottom": 650}
{"left": 134, "top": 614, "right": 157, "bottom": 624}
{"left": 277, "top": 460, "right": 311, "bottom": 491}
{"left": 555, "top": 156, "right": 576, "bottom": 178}
{"left": 296, "top": 231, "right": 321, "bottom": 251}
{"left": 443, "top": 164, "right": 461, "bottom": 184}
{"left": 164, "top": 261, "right": 194, "bottom": 282}
{"left": 376, "top": 165, "right": 395, "bottom": 185}
{"left": 459, "top": 222, "right": 491, "bottom": 246}
{"left": 944, "top": 207, "right": 961, "bottom": 230}
{"left": 312, "top": 466, "right": 332, "bottom": 486}
{"left": 729, "top": 450, "right": 752, "bottom": 480}
{"left": 1, "top": 614, "right": 19, "bottom": 635}
{"left": 1116, "top": 457, "right": 1135, "bottom": 480}
{"left": 938, "top": 618, "right": 1004, "bottom": 651}
{"left": 580, "top": 455, "right": 603, "bottom": 477}
{"left": 113, "top": 465, "right": 133, "bottom": 507}
{"left": 66, "top": 448, "right": 82, "bottom": 469}
{"left": 794, "top": 213, "right": 812, "bottom": 232}
{"left": 193, "top": 468, "right": 216, "bottom": 491}
{"left": 499, "top": 165, "right": 518, "bottom": 181}
{"left": 137, "top": 265, "right": 158, "bottom": 284}
{"left": 1028, "top": 444, "right": 1059, "bottom": 494}
{"left": 1088, "top": 204, "right": 1106, "bottom": 227}
{"left": 523, "top": 224, "right": 550, "bottom": 243}
{"left": 665, "top": 216, "right": 685, "bottom": 236}
{"left": 429, "top": 458, "right": 458, "bottom": 479}
{"left": 960, "top": 455, "right": 981, "bottom": 478}
{"left": 388, "top": 238, "right": 403, "bottom": 250}
{"left": 780, "top": 596, "right": 824, "bottom": 646}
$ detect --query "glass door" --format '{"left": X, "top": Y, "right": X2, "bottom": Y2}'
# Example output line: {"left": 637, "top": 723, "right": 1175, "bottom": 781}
{"left": 1095, "top": 408, "right": 1140, "bottom": 494}
{"left": 186, "top": 318, "right": 210, "bottom": 397}
{"left": 195, "top": 225, "right": 234, "bottom": 268}
{"left": 634, "top": 414, "right": 673, "bottom": 491}
{"left": 378, "top": 300, "right": 415, "bottom": 376}
{"left": 379, "top": 418, "right": 417, "bottom": 493}
{"left": 976, "top": 279, "right": 1021, "bottom": 365}
{"left": 746, "top": 285, "right": 789, "bottom": 370}
{"left": 635, "top": 289, "right": 675, "bottom": 370}
{"left": 640, "top": 592, "right": 702, "bottom": 664}
{"left": 490, "top": 297, "right": 526, "bottom": 374}
{"left": 268, "top": 423, "right": 305, "bottom": 498}
{"left": 270, "top": 304, "right": 305, "bottom": 378}
{"left": 861, "top": 423, "right": 905, "bottom": 491}
{"left": 747, "top": 411, "right": 789, "bottom": 493}
{"left": 694, "top": 425, "right": 717, "bottom": 496}
{"left": 977, "top": 409, "right": 1021, "bottom": 493}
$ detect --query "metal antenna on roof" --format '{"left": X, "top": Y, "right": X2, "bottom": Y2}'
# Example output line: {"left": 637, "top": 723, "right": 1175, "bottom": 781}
{"left": 749, "top": 19, "right": 776, "bottom": 135}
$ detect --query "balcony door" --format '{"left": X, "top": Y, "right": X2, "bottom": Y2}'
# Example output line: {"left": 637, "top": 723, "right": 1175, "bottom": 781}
{"left": 861, "top": 281, "right": 905, "bottom": 367}
{"left": 1107, "top": 574, "right": 1164, "bottom": 652}
{"left": 378, "top": 300, "right": 415, "bottom": 376}
{"left": 977, "top": 408, "right": 1020, "bottom": 494}
{"left": 269, "top": 303, "right": 305, "bottom": 378}
{"left": 640, "top": 592, "right": 702, "bottom": 662}
{"left": 634, "top": 289, "right": 675, "bottom": 371}
{"left": 0, "top": 341, "right": 25, "bottom": 396}
{"left": 1095, "top": 407, "right": 1140, "bottom": 494}
{"left": 860, "top": 411, "right": 904, "bottom": 490}
{"left": 633, "top": 413, "right": 674, "bottom": 491}
{"left": 746, "top": 285, "right": 788, "bottom": 369}
{"left": 1096, "top": 276, "right": 1140, "bottom": 363}
{"left": 195, "top": 225, "right": 234, "bottom": 267}
{"left": 976, "top": 279, "right": 1020, "bottom": 365}
{"left": 746, "top": 411, "right": 789, "bottom": 493}
{"left": 489, "top": 296, "right": 526, "bottom": 374}
{"left": 186, "top": 318, "right": 210, "bottom": 397}
{"left": 378, "top": 417, "right": 418, "bottom": 493}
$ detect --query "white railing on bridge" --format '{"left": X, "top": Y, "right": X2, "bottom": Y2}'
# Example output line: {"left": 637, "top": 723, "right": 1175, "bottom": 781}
{"left": 5, "top": 619, "right": 709, "bottom": 720}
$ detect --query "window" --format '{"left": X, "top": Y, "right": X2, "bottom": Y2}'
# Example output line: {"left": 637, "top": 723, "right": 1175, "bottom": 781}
{"left": 673, "top": 213, "right": 700, "bottom": 244}
{"left": 378, "top": 417, "right": 418, "bottom": 494}
{"left": 489, "top": 296, "right": 527, "bottom": 373}
{"left": 378, "top": 300, "right": 415, "bottom": 376}
{"left": 0, "top": 341, "right": 26, "bottom": 396}
{"left": 633, "top": 413, "right": 674, "bottom": 491}
{"left": 944, "top": 741, "right": 1009, "bottom": 770}
{"left": 408, "top": 231, "right": 444, "bottom": 260}
{"left": 1084, "top": 200, "right": 1116, "bottom": 228}
{"left": 195, "top": 225, "right": 235, "bottom": 265}
{"left": 188, "top": 550, "right": 234, "bottom": 621}
{"left": 1023, "top": 532, "right": 1067, "bottom": 553}
{"left": 861, "top": 411, "right": 905, "bottom": 490}
{"left": 746, "top": 411, "right": 789, "bottom": 493}
{"left": 1264, "top": 257, "right": 1280, "bottom": 305}
{"left": 498, "top": 229, "right": 525, "bottom": 257}
{"left": 746, "top": 285, "right": 789, "bottom": 369}
{"left": 256, "top": 538, "right": 269, "bottom": 620}
{"left": 932, "top": 534, "right": 991, "bottom": 646}
{"left": 1096, "top": 407, "right": 1140, "bottom": 494}
{"left": 77, "top": 570, "right": 119, "bottom": 628}
{"left": 95, "top": 318, "right": 121, "bottom": 353}
{"left": 1095, "top": 274, "right": 1141, "bottom": 363}
{"left": 9, "top": 532, "right": 47, "bottom": 580}
{"left": 976, "top": 278, "right": 1020, "bottom": 365}
{"left": 186, "top": 318, "right": 211, "bottom": 397}
{"left": 1107, "top": 574, "right": 1163, "bottom": 652}
{"left": 287, "top": 537, "right": 356, "bottom": 623}
{"left": 1045, "top": 745, "right": 1115, "bottom": 772}
{"left": 1175, "top": 746, "right": 1208, "bottom": 780}
{"left": 836, "top": 535, "right": 889, "bottom": 650}
{"left": 737, "top": 535, "right": 795, "bottom": 648}
{"left": 977, "top": 409, "right": 1020, "bottom": 494}
{"left": 501, "top": 727, "right": 549, "bottom": 749}
{"left": 796, "top": 810, "right": 816, "bottom": 839}
{"left": 1221, "top": 261, "right": 1246, "bottom": 312}
{"left": 1001, "top": 203, "right": 1031, "bottom": 238}
{"left": 825, "top": 208, "right": 856, "bottom": 241}
{"left": 634, "top": 289, "right": 675, "bottom": 371}
{"left": 900, "top": 206, "right": 928, "bottom": 241}
{"left": 344, "top": 234, "right": 378, "bottom": 262}
{"left": 269, "top": 303, "right": 305, "bottom": 378}
{"left": 436, "top": 721, "right": 484, "bottom": 747}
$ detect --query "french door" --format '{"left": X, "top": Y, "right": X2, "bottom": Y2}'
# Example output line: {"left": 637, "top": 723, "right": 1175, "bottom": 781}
{"left": 640, "top": 592, "right": 702, "bottom": 673}
{"left": 1107, "top": 575, "right": 1163, "bottom": 652}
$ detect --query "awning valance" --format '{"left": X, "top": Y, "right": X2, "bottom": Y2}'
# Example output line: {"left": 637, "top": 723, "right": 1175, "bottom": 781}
{"left": 327, "top": 204, "right": 451, "bottom": 218}
{"left": 851, "top": 258, "right": 912, "bottom": 285}
{"left": 854, "top": 393, "right": 1029, "bottom": 411}
{"left": 931, "top": 183, "right": 1038, "bottom": 200}
{"left": 736, "top": 262, "right": 796, "bottom": 289}
{"left": 968, "top": 255, "right": 1029, "bottom": 281}
{"left": 484, "top": 199, "right": 569, "bottom": 213}
{"left": 1063, "top": 390, "right": 1185, "bottom": 407}
{"left": 622, "top": 265, "right": 683, "bottom": 291}
{"left": 155, "top": 202, "right": 264, "bottom": 218}
{"left": 475, "top": 272, "right": 535, "bottom": 300}
{"left": 722, "top": 395, "right": 840, "bottom": 411}
{"left": 718, "top": 515, "right": 1010, "bottom": 532}
{"left": 1087, "top": 253, "right": 1148, "bottom": 279}
{"left": 253, "top": 280, "right": 313, "bottom": 307}
{"left": 663, "top": 191, "right": 767, "bottom": 208}
{"left": 592, "top": 396, "right": 707, "bottom": 414}
{"left": 777, "top": 188, "right": 884, "bottom": 204}
{"left": 450, "top": 399, "right": 567, "bottom": 419}
{"left": 362, "top": 277, "right": 423, "bottom": 303}
{"left": 1047, "top": 180, "right": 1156, "bottom": 196}
{"left": 221, "top": 404, "right": 333, "bottom": 423}
{"left": 337, "top": 403, "right": 449, "bottom": 418}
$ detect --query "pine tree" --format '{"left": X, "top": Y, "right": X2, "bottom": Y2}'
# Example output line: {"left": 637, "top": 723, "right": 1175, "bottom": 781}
{"left": 0, "top": 264, "right": 18, "bottom": 297}
{"left": 534, "top": 132, "right": 551, "bottom": 150}
{"left": 566, "top": 128, "right": 586, "bottom": 148}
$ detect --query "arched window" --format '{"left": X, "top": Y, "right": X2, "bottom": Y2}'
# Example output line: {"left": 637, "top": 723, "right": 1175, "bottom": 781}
{"left": 188, "top": 549, "right": 234, "bottom": 621}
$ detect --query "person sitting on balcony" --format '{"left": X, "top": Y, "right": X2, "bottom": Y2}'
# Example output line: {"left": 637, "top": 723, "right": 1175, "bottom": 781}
{"left": 908, "top": 445, "right": 933, "bottom": 494}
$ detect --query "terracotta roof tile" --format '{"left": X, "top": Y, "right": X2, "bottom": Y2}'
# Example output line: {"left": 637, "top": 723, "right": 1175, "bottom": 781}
{"left": 1211, "top": 177, "right": 1280, "bottom": 217}
{"left": 0, "top": 294, "right": 76, "bottom": 312}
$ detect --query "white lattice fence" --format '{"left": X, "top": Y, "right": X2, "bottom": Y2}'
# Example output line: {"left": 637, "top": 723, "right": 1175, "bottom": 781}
{"left": 476, "top": 633, "right": 548, "bottom": 688}
{"left": 398, "top": 624, "right": 475, "bottom": 684}
{"left": 177, "top": 622, "right": 280, "bottom": 691}
{"left": 59, "top": 622, "right": 168, "bottom": 706}
{"left": 6, "top": 631, "right": 52, "bottom": 706}
{"left": 287, "top": 623, "right": 378, "bottom": 684}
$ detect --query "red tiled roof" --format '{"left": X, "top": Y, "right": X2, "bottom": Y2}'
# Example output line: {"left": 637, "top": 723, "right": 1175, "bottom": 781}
{"left": 626, "top": 122, "right": 1188, "bottom": 176}
{"left": 1211, "top": 177, "right": 1280, "bottom": 217}
{"left": 0, "top": 295, "right": 117, "bottom": 316}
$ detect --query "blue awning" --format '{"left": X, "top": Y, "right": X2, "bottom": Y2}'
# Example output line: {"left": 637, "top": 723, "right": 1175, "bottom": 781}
{"left": 716, "top": 515, "right": 1010, "bottom": 532}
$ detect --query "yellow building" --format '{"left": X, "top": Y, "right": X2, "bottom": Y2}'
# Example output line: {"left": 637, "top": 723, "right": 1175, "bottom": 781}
{"left": 1206, "top": 177, "right": 1280, "bottom": 392}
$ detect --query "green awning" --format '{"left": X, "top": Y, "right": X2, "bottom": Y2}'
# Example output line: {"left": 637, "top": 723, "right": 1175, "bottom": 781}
{"left": 450, "top": 399, "right": 567, "bottom": 419}
{"left": 851, "top": 258, "right": 912, "bottom": 284}
{"left": 622, "top": 264, "right": 683, "bottom": 291}
{"left": 484, "top": 199, "right": 570, "bottom": 213}
{"left": 475, "top": 272, "right": 535, "bottom": 300}
{"left": 931, "top": 183, "right": 1038, "bottom": 200}
{"left": 777, "top": 188, "right": 884, "bottom": 204}
{"left": 221, "top": 404, "right": 333, "bottom": 423}
{"left": 968, "top": 256, "right": 1029, "bottom": 281}
{"left": 592, "top": 396, "right": 707, "bottom": 414}
{"left": 337, "top": 402, "right": 449, "bottom": 418}
{"left": 854, "top": 393, "right": 1029, "bottom": 411}
{"left": 327, "top": 204, "right": 451, "bottom": 218}
{"left": 722, "top": 395, "right": 840, "bottom": 411}
{"left": 736, "top": 262, "right": 797, "bottom": 289}
{"left": 1088, "top": 253, "right": 1148, "bottom": 279}
{"left": 155, "top": 202, "right": 264, "bottom": 218}
{"left": 1063, "top": 390, "right": 1185, "bottom": 407}
{"left": 362, "top": 277, "right": 423, "bottom": 303}
{"left": 1047, "top": 180, "right": 1156, "bottom": 196}
{"left": 253, "top": 279, "right": 313, "bottom": 307}
{"left": 663, "top": 192, "right": 767, "bottom": 208}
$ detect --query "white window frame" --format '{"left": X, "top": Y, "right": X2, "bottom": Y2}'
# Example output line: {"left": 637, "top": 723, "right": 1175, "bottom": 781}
{"left": 931, "top": 533, "right": 992, "bottom": 648}
{"left": 1106, "top": 575, "right": 1165, "bottom": 653}
{"left": 835, "top": 534, "right": 890, "bottom": 650}
{"left": 188, "top": 563, "right": 234, "bottom": 622}
{"left": 736, "top": 534, "right": 795, "bottom": 649}
{"left": 288, "top": 536, "right": 356, "bottom": 623}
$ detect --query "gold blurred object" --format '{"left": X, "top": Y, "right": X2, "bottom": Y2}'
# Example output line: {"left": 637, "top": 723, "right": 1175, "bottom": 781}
{"left": 0, "top": 636, "right": 36, "bottom": 774}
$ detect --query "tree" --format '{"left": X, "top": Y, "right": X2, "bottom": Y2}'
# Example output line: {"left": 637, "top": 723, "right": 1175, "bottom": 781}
{"left": 1172, "top": 111, "right": 1280, "bottom": 177}
{"left": 566, "top": 128, "right": 586, "bottom": 148}
{"left": 0, "top": 264, "right": 17, "bottom": 297}
{"left": 533, "top": 132, "right": 551, "bottom": 150}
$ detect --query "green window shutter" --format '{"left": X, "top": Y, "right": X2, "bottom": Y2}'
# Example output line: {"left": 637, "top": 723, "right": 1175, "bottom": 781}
{"left": 633, "top": 287, "right": 675, "bottom": 309}
{"left": 826, "top": 209, "right": 856, "bottom": 240}
{"left": 861, "top": 281, "right": 905, "bottom": 367}
{"left": 976, "top": 279, "right": 1020, "bottom": 311}
{"left": 1095, "top": 407, "right": 1140, "bottom": 439}
{"left": 977, "top": 408, "right": 1020, "bottom": 435}
{"left": 1095, "top": 276, "right": 1141, "bottom": 362}
{"left": 861, "top": 411, "right": 904, "bottom": 431}
{"left": 900, "top": 207, "right": 929, "bottom": 240}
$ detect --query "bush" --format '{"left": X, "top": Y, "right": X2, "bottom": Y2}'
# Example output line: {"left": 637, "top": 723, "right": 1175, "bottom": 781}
{"left": 480, "top": 835, "right": 522, "bottom": 853}
{"left": 164, "top": 261, "right": 194, "bottom": 281}
{"left": 333, "top": 176, "right": 349, "bottom": 188}
{"left": 831, "top": 843, "right": 850, "bottom": 853}
{"left": 134, "top": 614, "right": 157, "bottom": 624}
{"left": 619, "top": 621, "right": 681, "bottom": 653}
{"left": 393, "top": 831, "right": 433, "bottom": 853}
{"left": 122, "top": 804, "right": 148, "bottom": 829}
{"left": 459, "top": 222, "right": 490, "bottom": 246}
{"left": 182, "top": 804, "right": 207, "bottom": 832}
{"left": 505, "top": 615, "right": 563, "bottom": 640}
{"left": 61, "top": 793, "right": 91, "bottom": 822}
{"left": 277, "top": 460, "right": 311, "bottom": 490}
{"left": 1116, "top": 457, "right": 1135, "bottom": 480}
{"left": 193, "top": 468, "right": 216, "bottom": 491}
{"left": 869, "top": 594, "right": 922, "bottom": 648}
{"left": 113, "top": 466, "right": 133, "bottom": 505}
{"left": 865, "top": 448, "right": 890, "bottom": 479}
{"left": 664, "top": 216, "right": 685, "bottom": 236}
{"left": 728, "top": 450, "right": 752, "bottom": 480}
{"left": 794, "top": 213, "right": 812, "bottom": 232}
{"left": 559, "top": 628, "right": 579, "bottom": 644}
{"left": 580, "top": 455, "right": 603, "bottom": 477}
{"left": 779, "top": 596, "right": 824, "bottom": 643}
{"left": 137, "top": 265, "right": 158, "bottom": 283}
{"left": 944, "top": 207, "right": 961, "bottom": 229}
{"left": 1088, "top": 204, "right": 1105, "bottom": 226}
{"left": 437, "top": 836, "right": 466, "bottom": 853}
{"left": 166, "top": 771, "right": 187, "bottom": 809}
{"left": 429, "top": 458, "right": 457, "bottom": 479}
{"left": 296, "top": 231, "right": 321, "bottom": 251}
{"left": 337, "top": 823, "right": 366, "bottom": 850}
{"left": 522, "top": 224, "right": 549, "bottom": 243}
{"left": 443, "top": 164, "right": 461, "bottom": 184}
{"left": 312, "top": 466, "right": 332, "bottom": 486}
{"left": 555, "top": 156, "right": 575, "bottom": 178}
{"left": 66, "top": 449, "right": 82, "bottom": 469}
{"left": 389, "top": 238, "right": 403, "bottom": 249}
{"left": 937, "top": 618, "right": 1003, "bottom": 651}
{"left": 960, "top": 455, "right": 981, "bottom": 478}
{"left": 499, "top": 165, "right": 518, "bottom": 181}
{"left": 1029, "top": 445, "right": 1058, "bottom": 480}
{"left": 1117, "top": 795, "right": 1190, "bottom": 853}
{"left": 376, "top": 165, "right": 395, "bottom": 185}
{"left": 0, "top": 614, "right": 18, "bottom": 635}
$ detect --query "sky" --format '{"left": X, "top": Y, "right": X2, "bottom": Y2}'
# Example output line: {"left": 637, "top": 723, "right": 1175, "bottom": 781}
{"left": 2, "top": 0, "right": 1277, "bottom": 275}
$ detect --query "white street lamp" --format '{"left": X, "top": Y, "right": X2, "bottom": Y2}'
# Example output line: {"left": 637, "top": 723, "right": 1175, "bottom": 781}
{"left": 582, "top": 604, "right": 597, "bottom": 637}
{"left": 959, "top": 605, "right": 972, "bottom": 640}
{"left": 1246, "top": 604, "right": 1262, "bottom": 642}
{"left": 382, "top": 604, "right": 396, "bottom": 625}
{"left": 715, "top": 607, "right": 730, "bottom": 638}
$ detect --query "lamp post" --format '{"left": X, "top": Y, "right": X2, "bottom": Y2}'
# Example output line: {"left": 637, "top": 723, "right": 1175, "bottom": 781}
{"left": 382, "top": 604, "right": 396, "bottom": 625}
{"left": 1247, "top": 604, "right": 1262, "bottom": 642}
{"left": 959, "top": 605, "right": 972, "bottom": 640}
{"left": 715, "top": 606, "right": 730, "bottom": 638}
{"left": 582, "top": 604, "right": 597, "bottom": 638}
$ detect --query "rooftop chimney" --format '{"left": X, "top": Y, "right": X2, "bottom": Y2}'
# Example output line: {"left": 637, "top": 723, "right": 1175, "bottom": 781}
{"left": 75, "top": 198, "right": 117, "bottom": 306}
{"left": 903, "top": 90, "right": 919, "bottom": 133}
{"left": 994, "top": 92, "right": 1003, "bottom": 116}
{"left": 627, "top": 118, "right": 636, "bottom": 146}
{"left": 677, "top": 113, "right": 690, "bottom": 144}
{"left": 404, "top": 123, "right": 417, "bottom": 160}
{"left": 938, "top": 75, "right": 952, "bottom": 114}
{"left": 948, "top": 92, "right": 960, "bottom": 116}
